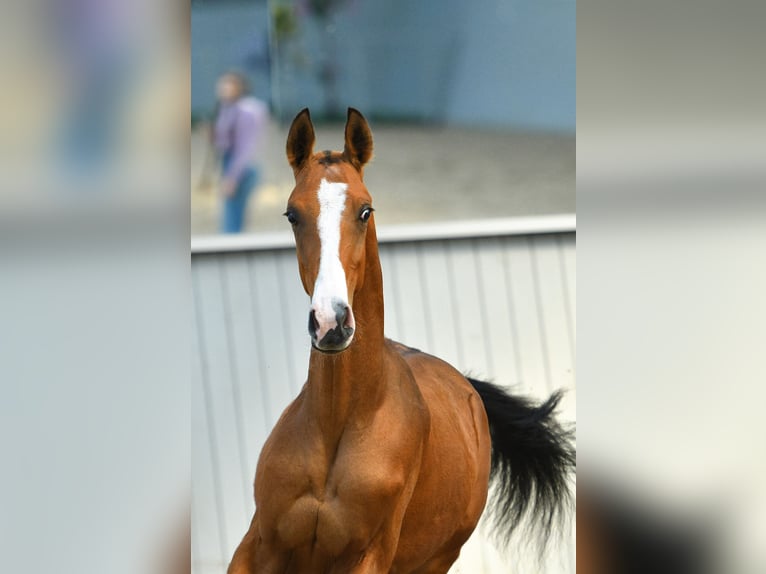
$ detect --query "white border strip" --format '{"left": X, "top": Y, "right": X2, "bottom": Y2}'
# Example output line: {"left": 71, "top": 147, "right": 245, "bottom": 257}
{"left": 191, "top": 214, "right": 575, "bottom": 254}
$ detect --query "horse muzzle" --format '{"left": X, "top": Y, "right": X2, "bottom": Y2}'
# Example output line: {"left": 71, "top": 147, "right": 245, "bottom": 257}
{"left": 308, "top": 300, "right": 355, "bottom": 353}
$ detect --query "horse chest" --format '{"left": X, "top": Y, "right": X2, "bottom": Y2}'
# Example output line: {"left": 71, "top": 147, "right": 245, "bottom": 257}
{"left": 272, "top": 448, "right": 405, "bottom": 556}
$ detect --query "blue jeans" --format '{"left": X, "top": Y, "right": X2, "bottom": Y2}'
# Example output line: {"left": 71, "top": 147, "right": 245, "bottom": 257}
{"left": 221, "top": 167, "right": 258, "bottom": 233}
{"left": 221, "top": 164, "right": 258, "bottom": 233}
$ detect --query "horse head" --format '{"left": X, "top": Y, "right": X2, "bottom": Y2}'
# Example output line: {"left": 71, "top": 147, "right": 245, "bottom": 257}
{"left": 284, "top": 108, "right": 375, "bottom": 353}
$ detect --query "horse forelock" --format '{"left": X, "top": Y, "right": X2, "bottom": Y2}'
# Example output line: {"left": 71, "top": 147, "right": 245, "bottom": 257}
{"left": 317, "top": 149, "right": 346, "bottom": 166}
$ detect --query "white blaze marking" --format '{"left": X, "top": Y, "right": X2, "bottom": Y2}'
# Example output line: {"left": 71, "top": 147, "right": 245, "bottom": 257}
{"left": 312, "top": 179, "right": 349, "bottom": 334}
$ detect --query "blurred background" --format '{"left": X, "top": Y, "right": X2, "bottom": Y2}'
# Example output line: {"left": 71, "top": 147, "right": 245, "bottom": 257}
{"left": 191, "top": 1, "right": 576, "bottom": 573}
{"left": 190, "top": 0, "right": 575, "bottom": 234}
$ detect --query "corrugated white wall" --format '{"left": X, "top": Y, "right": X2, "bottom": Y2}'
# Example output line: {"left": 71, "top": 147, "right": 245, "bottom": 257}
{"left": 192, "top": 229, "right": 576, "bottom": 574}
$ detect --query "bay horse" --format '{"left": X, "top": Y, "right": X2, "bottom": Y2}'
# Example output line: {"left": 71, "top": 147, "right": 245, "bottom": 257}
{"left": 228, "top": 108, "right": 575, "bottom": 573}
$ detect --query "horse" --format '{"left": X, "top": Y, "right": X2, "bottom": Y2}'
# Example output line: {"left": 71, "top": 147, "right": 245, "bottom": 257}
{"left": 227, "top": 108, "right": 575, "bottom": 573}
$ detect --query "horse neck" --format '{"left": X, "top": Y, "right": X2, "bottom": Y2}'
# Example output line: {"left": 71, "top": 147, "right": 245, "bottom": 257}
{"left": 306, "top": 220, "right": 387, "bottom": 433}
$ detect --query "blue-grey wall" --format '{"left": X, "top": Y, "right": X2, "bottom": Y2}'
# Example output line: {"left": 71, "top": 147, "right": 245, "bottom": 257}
{"left": 191, "top": 0, "right": 575, "bottom": 131}
{"left": 191, "top": 2, "right": 271, "bottom": 117}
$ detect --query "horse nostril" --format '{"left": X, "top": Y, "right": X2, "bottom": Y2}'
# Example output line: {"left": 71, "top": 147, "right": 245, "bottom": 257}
{"left": 336, "top": 304, "right": 355, "bottom": 331}
{"left": 341, "top": 305, "right": 355, "bottom": 330}
{"left": 308, "top": 310, "right": 319, "bottom": 338}
{"left": 338, "top": 305, "right": 348, "bottom": 326}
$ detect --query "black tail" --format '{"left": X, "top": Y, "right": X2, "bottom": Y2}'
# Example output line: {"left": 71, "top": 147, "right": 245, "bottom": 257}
{"left": 467, "top": 377, "right": 575, "bottom": 552}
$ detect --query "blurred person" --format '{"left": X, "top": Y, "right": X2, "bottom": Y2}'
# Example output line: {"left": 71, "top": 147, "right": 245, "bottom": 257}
{"left": 212, "top": 72, "right": 268, "bottom": 233}
{"left": 52, "top": 0, "right": 137, "bottom": 173}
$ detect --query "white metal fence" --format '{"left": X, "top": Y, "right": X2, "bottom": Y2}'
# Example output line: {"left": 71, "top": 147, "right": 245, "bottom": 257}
{"left": 191, "top": 216, "right": 576, "bottom": 573}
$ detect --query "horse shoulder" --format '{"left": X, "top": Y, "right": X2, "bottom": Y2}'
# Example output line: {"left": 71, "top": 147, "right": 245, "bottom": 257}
{"left": 253, "top": 391, "right": 324, "bottom": 541}
{"left": 380, "top": 343, "right": 491, "bottom": 571}
{"left": 388, "top": 340, "right": 475, "bottom": 397}
{"left": 382, "top": 340, "right": 432, "bottom": 437}
{"left": 255, "top": 390, "right": 309, "bottom": 477}
{"left": 393, "top": 343, "right": 490, "bottom": 465}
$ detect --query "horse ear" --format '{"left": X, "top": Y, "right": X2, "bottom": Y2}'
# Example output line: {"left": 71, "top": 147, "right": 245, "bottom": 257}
{"left": 343, "top": 108, "right": 373, "bottom": 171}
{"left": 286, "top": 108, "right": 315, "bottom": 174}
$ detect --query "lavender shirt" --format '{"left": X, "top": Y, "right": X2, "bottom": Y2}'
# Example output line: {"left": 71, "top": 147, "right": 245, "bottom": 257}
{"left": 213, "top": 96, "right": 268, "bottom": 184}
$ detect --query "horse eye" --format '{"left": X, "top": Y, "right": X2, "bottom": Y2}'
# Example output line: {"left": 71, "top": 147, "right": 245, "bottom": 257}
{"left": 284, "top": 211, "right": 298, "bottom": 225}
{"left": 359, "top": 207, "right": 373, "bottom": 222}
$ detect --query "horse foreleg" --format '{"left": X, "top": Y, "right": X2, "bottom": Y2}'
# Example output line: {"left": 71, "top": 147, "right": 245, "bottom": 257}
{"left": 410, "top": 549, "right": 462, "bottom": 574}
{"left": 323, "top": 526, "right": 404, "bottom": 574}
{"left": 326, "top": 548, "right": 394, "bottom": 574}
{"left": 228, "top": 512, "right": 289, "bottom": 574}
{"left": 227, "top": 513, "right": 259, "bottom": 574}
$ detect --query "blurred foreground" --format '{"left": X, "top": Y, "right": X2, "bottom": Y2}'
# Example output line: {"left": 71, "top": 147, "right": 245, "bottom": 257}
{"left": 578, "top": 1, "right": 766, "bottom": 571}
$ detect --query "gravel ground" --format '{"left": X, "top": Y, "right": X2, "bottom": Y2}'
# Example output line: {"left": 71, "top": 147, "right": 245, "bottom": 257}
{"left": 191, "top": 120, "right": 574, "bottom": 235}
